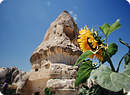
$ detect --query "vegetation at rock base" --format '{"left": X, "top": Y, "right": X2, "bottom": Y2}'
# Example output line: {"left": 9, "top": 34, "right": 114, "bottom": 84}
{"left": 75, "top": 19, "right": 130, "bottom": 95}
{"left": 78, "top": 85, "right": 125, "bottom": 95}
{"left": 44, "top": 88, "right": 54, "bottom": 95}
{"left": 0, "top": 84, "right": 16, "bottom": 95}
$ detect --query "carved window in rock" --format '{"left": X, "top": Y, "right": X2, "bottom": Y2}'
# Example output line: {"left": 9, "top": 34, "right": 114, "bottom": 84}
{"left": 35, "top": 68, "right": 38, "bottom": 72}
{"left": 34, "top": 92, "right": 40, "bottom": 95}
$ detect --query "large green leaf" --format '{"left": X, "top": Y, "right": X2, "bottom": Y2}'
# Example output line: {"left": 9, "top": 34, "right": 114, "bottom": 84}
{"left": 99, "top": 19, "right": 121, "bottom": 37}
{"left": 102, "top": 43, "right": 118, "bottom": 63}
{"left": 124, "top": 63, "right": 130, "bottom": 76}
{"left": 91, "top": 65, "right": 130, "bottom": 92}
{"left": 75, "top": 61, "right": 94, "bottom": 87}
{"left": 110, "top": 19, "right": 121, "bottom": 33}
{"left": 124, "top": 54, "right": 130, "bottom": 65}
{"left": 78, "top": 85, "right": 102, "bottom": 95}
{"left": 99, "top": 24, "right": 110, "bottom": 37}
{"left": 75, "top": 50, "right": 93, "bottom": 66}
{"left": 106, "top": 43, "right": 118, "bottom": 57}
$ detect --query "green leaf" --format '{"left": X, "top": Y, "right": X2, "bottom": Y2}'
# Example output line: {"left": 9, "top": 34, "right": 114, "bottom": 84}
{"left": 124, "top": 54, "right": 130, "bottom": 65}
{"left": 99, "top": 19, "right": 121, "bottom": 37}
{"left": 91, "top": 65, "right": 130, "bottom": 92}
{"left": 102, "top": 43, "right": 118, "bottom": 63}
{"left": 75, "top": 61, "right": 94, "bottom": 87}
{"left": 110, "top": 19, "right": 121, "bottom": 33}
{"left": 44, "top": 88, "right": 53, "bottom": 95}
{"left": 99, "top": 24, "right": 110, "bottom": 37}
{"left": 124, "top": 63, "right": 130, "bottom": 76}
{"left": 75, "top": 50, "right": 93, "bottom": 66}
{"left": 106, "top": 43, "right": 118, "bottom": 57}
{"left": 78, "top": 85, "right": 102, "bottom": 95}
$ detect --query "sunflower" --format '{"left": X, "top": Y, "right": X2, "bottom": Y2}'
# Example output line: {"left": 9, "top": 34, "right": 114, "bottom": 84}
{"left": 89, "top": 49, "right": 104, "bottom": 62}
{"left": 77, "top": 26, "right": 99, "bottom": 52}
{"left": 78, "top": 26, "right": 104, "bottom": 61}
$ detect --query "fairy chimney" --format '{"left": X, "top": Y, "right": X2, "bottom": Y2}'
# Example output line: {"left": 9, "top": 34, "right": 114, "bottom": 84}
{"left": 23, "top": 11, "right": 81, "bottom": 95}
{"left": 30, "top": 11, "right": 81, "bottom": 65}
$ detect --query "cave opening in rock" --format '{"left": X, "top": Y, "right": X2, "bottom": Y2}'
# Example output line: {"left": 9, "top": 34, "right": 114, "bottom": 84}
{"left": 34, "top": 92, "right": 40, "bottom": 95}
{"left": 35, "top": 68, "right": 38, "bottom": 72}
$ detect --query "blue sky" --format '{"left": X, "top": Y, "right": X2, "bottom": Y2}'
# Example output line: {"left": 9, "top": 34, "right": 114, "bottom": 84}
{"left": 0, "top": 0, "right": 130, "bottom": 72}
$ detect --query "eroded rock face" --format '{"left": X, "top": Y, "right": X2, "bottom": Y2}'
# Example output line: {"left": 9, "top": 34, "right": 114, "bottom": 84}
{"left": 30, "top": 11, "right": 81, "bottom": 65}
{"left": 15, "top": 73, "right": 30, "bottom": 94}
{"left": 47, "top": 79, "right": 75, "bottom": 89}
{"left": 0, "top": 67, "right": 29, "bottom": 94}
{"left": 49, "top": 63, "right": 78, "bottom": 79}
{"left": 24, "top": 11, "right": 81, "bottom": 95}
{"left": 0, "top": 67, "right": 27, "bottom": 84}
{"left": 1, "top": 11, "right": 81, "bottom": 95}
{"left": 0, "top": 67, "right": 8, "bottom": 82}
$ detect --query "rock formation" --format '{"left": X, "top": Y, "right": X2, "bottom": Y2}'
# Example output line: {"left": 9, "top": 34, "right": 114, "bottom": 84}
{"left": 0, "top": 11, "right": 128, "bottom": 95}
{"left": 30, "top": 10, "right": 81, "bottom": 65}
{"left": 0, "top": 67, "right": 29, "bottom": 94}
{"left": 22, "top": 11, "right": 81, "bottom": 95}
{"left": 0, "top": 11, "right": 81, "bottom": 95}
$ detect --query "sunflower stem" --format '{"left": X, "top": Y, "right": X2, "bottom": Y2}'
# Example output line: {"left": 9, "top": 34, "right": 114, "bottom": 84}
{"left": 108, "top": 57, "right": 115, "bottom": 72}
{"left": 116, "top": 53, "right": 128, "bottom": 72}
{"left": 106, "top": 52, "right": 115, "bottom": 72}
{"left": 119, "top": 38, "right": 130, "bottom": 49}
{"left": 105, "top": 37, "right": 108, "bottom": 45}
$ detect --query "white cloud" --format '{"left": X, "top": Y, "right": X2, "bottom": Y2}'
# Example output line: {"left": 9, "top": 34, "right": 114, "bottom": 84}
{"left": 73, "top": 14, "right": 77, "bottom": 21}
{"left": 69, "top": 10, "right": 73, "bottom": 15}
{"left": 47, "top": 1, "right": 51, "bottom": 6}
{"left": 0, "top": 0, "right": 3, "bottom": 4}
{"left": 126, "top": 0, "right": 130, "bottom": 4}
{"left": 69, "top": 10, "right": 78, "bottom": 21}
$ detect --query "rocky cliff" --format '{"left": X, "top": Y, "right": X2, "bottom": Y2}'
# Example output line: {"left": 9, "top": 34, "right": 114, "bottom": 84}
{"left": 0, "top": 11, "right": 82, "bottom": 95}
{"left": 24, "top": 11, "right": 81, "bottom": 95}
{"left": 30, "top": 11, "right": 81, "bottom": 65}
{"left": 0, "top": 67, "right": 29, "bottom": 94}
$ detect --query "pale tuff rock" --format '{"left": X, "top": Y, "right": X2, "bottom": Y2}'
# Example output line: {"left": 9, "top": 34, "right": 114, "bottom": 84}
{"left": 47, "top": 79, "right": 75, "bottom": 89}
{"left": 0, "top": 68, "right": 8, "bottom": 82}
{"left": 81, "top": 78, "right": 97, "bottom": 89}
{"left": 49, "top": 63, "right": 78, "bottom": 79}
{"left": 23, "top": 61, "right": 77, "bottom": 95}
{"left": 47, "top": 79, "right": 76, "bottom": 95}
{"left": 30, "top": 11, "right": 81, "bottom": 65}
{"left": 15, "top": 73, "right": 30, "bottom": 94}
{"left": 0, "top": 67, "right": 27, "bottom": 84}
{"left": 24, "top": 11, "right": 81, "bottom": 95}
{"left": 0, "top": 67, "right": 29, "bottom": 94}
{"left": 0, "top": 11, "right": 81, "bottom": 95}
{"left": 31, "top": 62, "right": 78, "bottom": 79}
